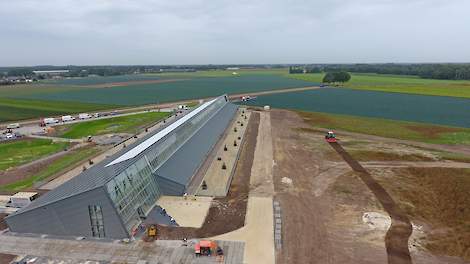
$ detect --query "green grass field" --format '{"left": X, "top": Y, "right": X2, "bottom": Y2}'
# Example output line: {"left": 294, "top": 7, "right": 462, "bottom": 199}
{"left": 298, "top": 111, "right": 470, "bottom": 145}
{"left": 288, "top": 73, "right": 470, "bottom": 98}
{"left": 0, "top": 98, "right": 116, "bottom": 122}
{"left": 56, "top": 111, "right": 170, "bottom": 139}
{"left": 0, "top": 139, "right": 69, "bottom": 171}
{"left": 1, "top": 146, "right": 100, "bottom": 191}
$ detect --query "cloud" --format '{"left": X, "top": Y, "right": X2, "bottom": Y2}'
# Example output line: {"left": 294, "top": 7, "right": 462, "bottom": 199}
{"left": 0, "top": 0, "right": 469, "bottom": 65}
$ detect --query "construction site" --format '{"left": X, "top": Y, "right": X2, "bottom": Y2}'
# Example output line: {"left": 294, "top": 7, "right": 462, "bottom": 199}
{"left": 0, "top": 94, "right": 470, "bottom": 264}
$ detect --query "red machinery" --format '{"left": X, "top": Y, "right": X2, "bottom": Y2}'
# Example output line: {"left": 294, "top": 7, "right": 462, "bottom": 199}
{"left": 325, "top": 131, "right": 337, "bottom": 143}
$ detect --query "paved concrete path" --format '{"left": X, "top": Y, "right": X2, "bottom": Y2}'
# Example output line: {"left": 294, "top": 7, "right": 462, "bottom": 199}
{"left": 0, "top": 234, "right": 244, "bottom": 264}
{"left": 212, "top": 111, "right": 275, "bottom": 264}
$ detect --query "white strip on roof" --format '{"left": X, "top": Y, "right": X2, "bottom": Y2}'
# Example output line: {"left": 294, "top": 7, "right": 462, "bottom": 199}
{"left": 106, "top": 98, "right": 218, "bottom": 167}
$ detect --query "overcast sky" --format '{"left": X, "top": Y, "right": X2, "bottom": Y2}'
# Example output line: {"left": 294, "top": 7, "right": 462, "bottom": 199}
{"left": 1, "top": 0, "right": 469, "bottom": 66}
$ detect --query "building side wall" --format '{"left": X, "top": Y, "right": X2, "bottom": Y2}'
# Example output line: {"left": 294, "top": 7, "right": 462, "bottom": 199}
{"left": 6, "top": 188, "right": 128, "bottom": 239}
{"left": 155, "top": 176, "right": 185, "bottom": 196}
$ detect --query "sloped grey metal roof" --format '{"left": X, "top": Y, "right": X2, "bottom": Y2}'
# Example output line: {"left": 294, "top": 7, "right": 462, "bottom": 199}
{"left": 156, "top": 103, "right": 238, "bottom": 186}
{"left": 11, "top": 95, "right": 233, "bottom": 216}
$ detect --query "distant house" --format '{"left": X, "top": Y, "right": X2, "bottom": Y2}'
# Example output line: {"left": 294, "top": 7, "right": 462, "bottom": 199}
{"left": 33, "top": 70, "right": 69, "bottom": 78}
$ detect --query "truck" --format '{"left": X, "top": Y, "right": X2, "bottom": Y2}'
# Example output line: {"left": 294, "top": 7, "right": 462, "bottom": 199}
{"left": 6, "top": 123, "right": 20, "bottom": 129}
{"left": 61, "top": 115, "right": 75, "bottom": 122}
{"left": 78, "top": 113, "right": 92, "bottom": 119}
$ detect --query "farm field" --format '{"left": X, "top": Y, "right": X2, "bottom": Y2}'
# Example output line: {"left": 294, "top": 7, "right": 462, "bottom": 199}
{"left": 0, "top": 146, "right": 99, "bottom": 191}
{"left": 0, "top": 139, "right": 69, "bottom": 171}
{"left": 18, "top": 75, "right": 316, "bottom": 106}
{"left": 0, "top": 98, "right": 115, "bottom": 122}
{"left": 241, "top": 88, "right": 470, "bottom": 128}
{"left": 289, "top": 73, "right": 470, "bottom": 98}
{"left": 297, "top": 110, "right": 470, "bottom": 145}
{"left": 55, "top": 111, "right": 170, "bottom": 139}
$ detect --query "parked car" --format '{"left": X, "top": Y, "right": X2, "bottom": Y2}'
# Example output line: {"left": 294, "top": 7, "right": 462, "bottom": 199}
{"left": 78, "top": 113, "right": 92, "bottom": 119}
{"left": 61, "top": 115, "right": 75, "bottom": 122}
{"left": 6, "top": 123, "right": 20, "bottom": 129}
{"left": 5, "top": 133, "right": 14, "bottom": 139}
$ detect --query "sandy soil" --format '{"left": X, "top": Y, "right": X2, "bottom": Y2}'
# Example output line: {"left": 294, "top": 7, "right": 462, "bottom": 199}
{"left": 157, "top": 196, "right": 212, "bottom": 228}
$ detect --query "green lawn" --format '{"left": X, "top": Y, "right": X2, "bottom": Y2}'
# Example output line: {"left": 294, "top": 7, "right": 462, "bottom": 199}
{"left": 288, "top": 73, "right": 470, "bottom": 98}
{"left": 0, "top": 97, "right": 116, "bottom": 122}
{"left": 56, "top": 111, "right": 171, "bottom": 139}
{"left": 0, "top": 139, "right": 69, "bottom": 171}
{"left": 298, "top": 111, "right": 470, "bottom": 145}
{"left": 1, "top": 146, "right": 100, "bottom": 191}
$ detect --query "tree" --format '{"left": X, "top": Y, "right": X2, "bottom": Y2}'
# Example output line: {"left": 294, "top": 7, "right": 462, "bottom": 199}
{"left": 322, "top": 72, "right": 335, "bottom": 83}
{"left": 323, "top": 71, "right": 351, "bottom": 83}
{"left": 333, "top": 71, "right": 351, "bottom": 83}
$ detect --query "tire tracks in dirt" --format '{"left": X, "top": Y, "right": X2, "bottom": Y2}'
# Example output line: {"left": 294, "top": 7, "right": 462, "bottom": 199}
{"left": 329, "top": 142, "right": 413, "bottom": 264}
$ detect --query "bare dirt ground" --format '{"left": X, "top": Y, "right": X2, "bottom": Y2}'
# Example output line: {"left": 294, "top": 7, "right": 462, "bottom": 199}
{"left": 270, "top": 109, "right": 470, "bottom": 264}
{"left": 156, "top": 112, "right": 259, "bottom": 239}
{"left": 329, "top": 142, "right": 413, "bottom": 264}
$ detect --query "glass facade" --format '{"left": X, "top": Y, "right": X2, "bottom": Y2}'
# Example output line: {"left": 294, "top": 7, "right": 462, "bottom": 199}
{"left": 88, "top": 205, "right": 105, "bottom": 238}
{"left": 105, "top": 157, "right": 161, "bottom": 232}
{"left": 105, "top": 96, "right": 228, "bottom": 234}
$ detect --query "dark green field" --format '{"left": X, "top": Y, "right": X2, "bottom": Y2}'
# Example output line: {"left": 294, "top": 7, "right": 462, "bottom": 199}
{"left": 20, "top": 75, "right": 316, "bottom": 106}
{"left": 3, "top": 70, "right": 470, "bottom": 124}
{"left": 0, "top": 98, "right": 115, "bottom": 122}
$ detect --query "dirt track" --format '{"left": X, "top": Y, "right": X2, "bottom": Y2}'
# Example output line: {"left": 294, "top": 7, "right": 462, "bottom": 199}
{"left": 329, "top": 142, "right": 413, "bottom": 264}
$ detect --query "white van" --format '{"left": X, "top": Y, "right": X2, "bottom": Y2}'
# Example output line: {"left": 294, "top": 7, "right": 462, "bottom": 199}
{"left": 43, "top": 118, "right": 59, "bottom": 125}
{"left": 7, "top": 123, "right": 20, "bottom": 129}
{"left": 61, "top": 115, "right": 75, "bottom": 122}
{"left": 78, "top": 113, "right": 92, "bottom": 119}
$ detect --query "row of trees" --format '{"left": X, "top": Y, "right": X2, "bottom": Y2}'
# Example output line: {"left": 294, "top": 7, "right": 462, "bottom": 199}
{"left": 287, "top": 64, "right": 470, "bottom": 80}
{"left": 322, "top": 71, "right": 351, "bottom": 83}
{"left": 320, "top": 64, "right": 470, "bottom": 80}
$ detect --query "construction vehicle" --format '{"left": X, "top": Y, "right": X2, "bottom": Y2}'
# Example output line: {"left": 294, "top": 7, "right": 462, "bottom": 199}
{"left": 141, "top": 224, "right": 157, "bottom": 242}
{"left": 195, "top": 240, "right": 220, "bottom": 257}
{"left": 325, "top": 131, "right": 337, "bottom": 143}
{"left": 148, "top": 225, "right": 157, "bottom": 237}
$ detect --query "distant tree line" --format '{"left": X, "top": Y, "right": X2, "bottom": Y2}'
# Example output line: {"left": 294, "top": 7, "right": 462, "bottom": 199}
{"left": 288, "top": 63, "right": 470, "bottom": 80}
{"left": 0, "top": 64, "right": 285, "bottom": 78}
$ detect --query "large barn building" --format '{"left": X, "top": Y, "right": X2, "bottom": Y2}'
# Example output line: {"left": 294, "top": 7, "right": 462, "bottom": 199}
{"left": 6, "top": 95, "right": 237, "bottom": 239}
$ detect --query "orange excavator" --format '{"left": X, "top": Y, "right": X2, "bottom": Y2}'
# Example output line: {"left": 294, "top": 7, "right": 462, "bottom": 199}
{"left": 325, "top": 131, "right": 337, "bottom": 143}
{"left": 195, "top": 240, "right": 224, "bottom": 259}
